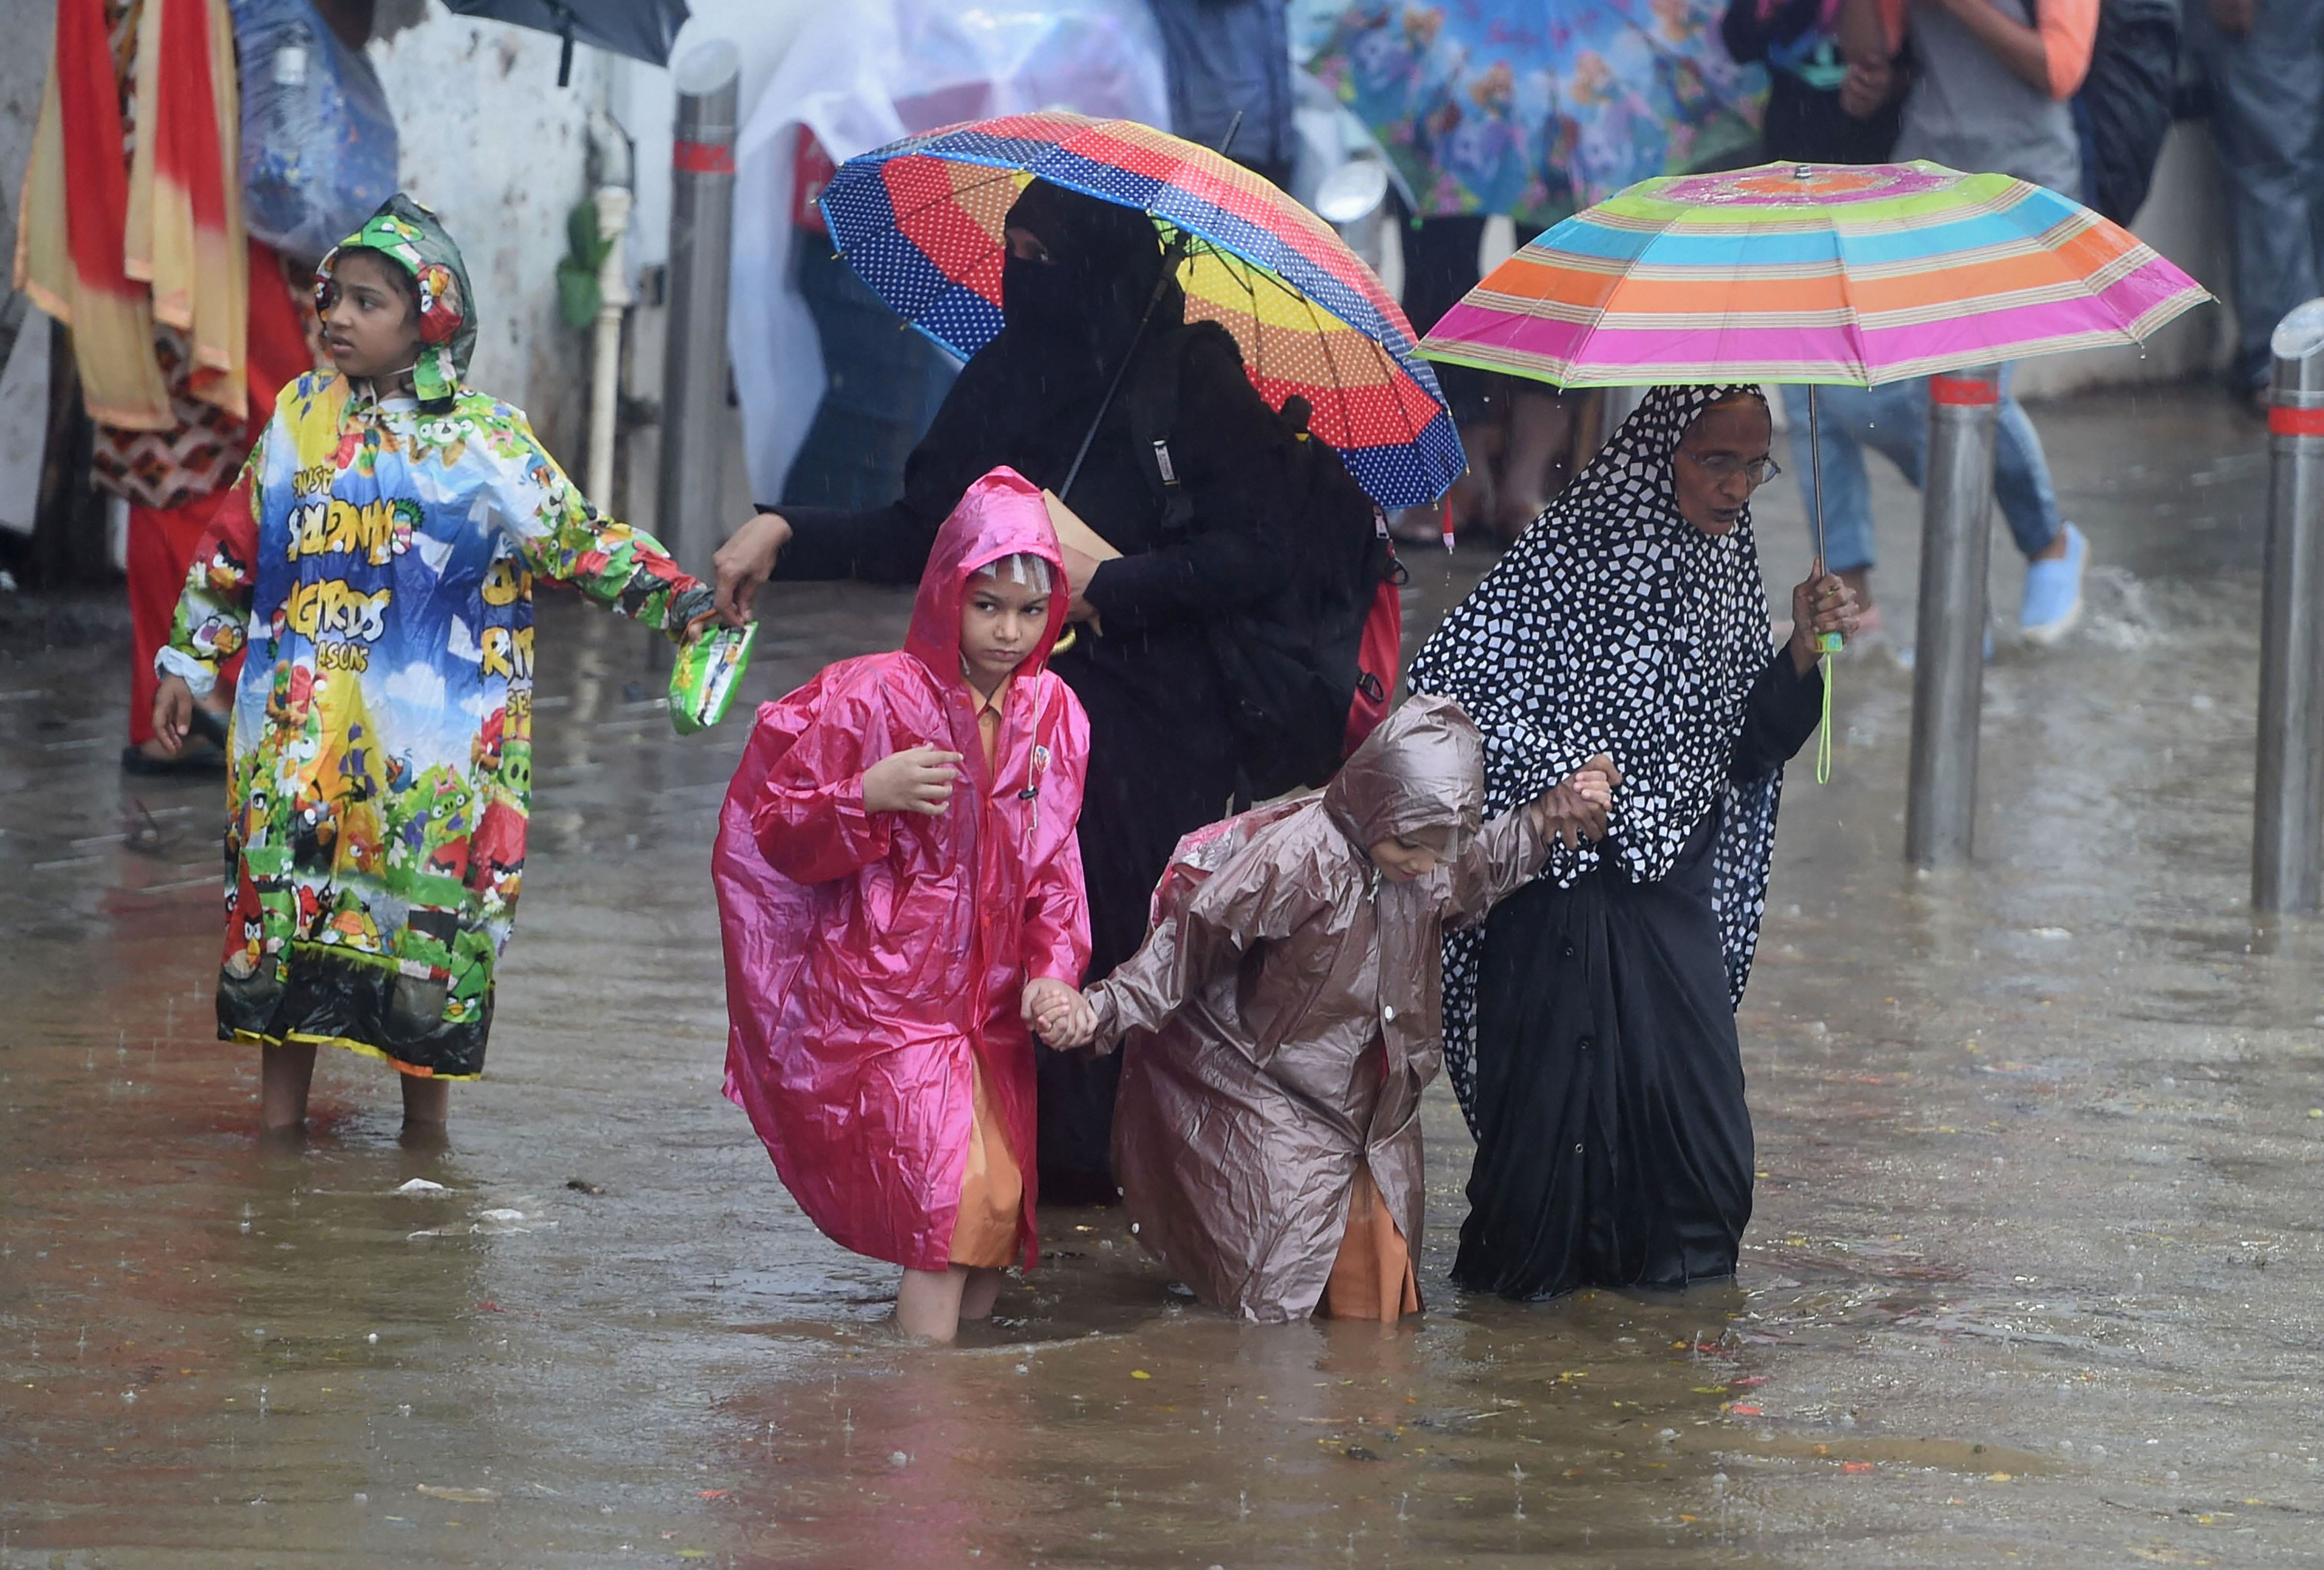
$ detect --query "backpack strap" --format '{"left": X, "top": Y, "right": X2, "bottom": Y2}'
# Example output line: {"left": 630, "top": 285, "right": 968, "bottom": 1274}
{"left": 1123, "top": 322, "right": 1238, "bottom": 537}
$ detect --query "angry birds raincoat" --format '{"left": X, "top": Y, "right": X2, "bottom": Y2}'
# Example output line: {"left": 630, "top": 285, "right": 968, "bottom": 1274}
{"left": 159, "top": 195, "right": 714, "bottom": 1080}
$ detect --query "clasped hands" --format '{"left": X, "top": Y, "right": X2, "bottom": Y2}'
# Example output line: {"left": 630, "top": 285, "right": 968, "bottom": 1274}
{"left": 1023, "top": 977, "right": 1099, "bottom": 1052}
{"left": 1528, "top": 753, "right": 1622, "bottom": 850}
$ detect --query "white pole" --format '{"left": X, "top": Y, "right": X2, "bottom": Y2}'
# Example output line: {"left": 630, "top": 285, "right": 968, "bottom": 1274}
{"left": 586, "top": 184, "right": 633, "bottom": 509}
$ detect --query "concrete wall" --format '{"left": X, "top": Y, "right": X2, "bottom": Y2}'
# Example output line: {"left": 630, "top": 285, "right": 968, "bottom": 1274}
{"left": 368, "top": 4, "right": 607, "bottom": 465}
{"left": 0, "top": 0, "right": 50, "bottom": 274}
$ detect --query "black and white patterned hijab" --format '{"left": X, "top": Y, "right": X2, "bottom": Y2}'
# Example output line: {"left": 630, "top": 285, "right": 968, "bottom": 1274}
{"left": 1407, "top": 383, "right": 1785, "bottom": 1126}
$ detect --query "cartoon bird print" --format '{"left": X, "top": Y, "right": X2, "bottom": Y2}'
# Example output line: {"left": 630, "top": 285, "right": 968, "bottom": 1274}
{"left": 472, "top": 706, "right": 506, "bottom": 774}
{"left": 203, "top": 544, "right": 246, "bottom": 593}
{"left": 467, "top": 799, "right": 525, "bottom": 911}
{"left": 414, "top": 262, "right": 463, "bottom": 343}
{"left": 193, "top": 612, "right": 245, "bottom": 660}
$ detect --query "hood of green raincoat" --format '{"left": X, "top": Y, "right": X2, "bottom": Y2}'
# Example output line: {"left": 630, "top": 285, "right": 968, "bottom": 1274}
{"left": 1323, "top": 693, "right": 1486, "bottom": 854}
{"left": 316, "top": 194, "right": 477, "bottom": 410}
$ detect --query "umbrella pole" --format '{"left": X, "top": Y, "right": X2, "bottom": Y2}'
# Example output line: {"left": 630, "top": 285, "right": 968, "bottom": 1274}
{"left": 1056, "top": 234, "right": 1193, "bottom": 505}
{"left": 1808, "top": 383, "right": 1838, "bottom": 784}
{"left": 1057, "top": 114, "right": 1244, "bottom": 505}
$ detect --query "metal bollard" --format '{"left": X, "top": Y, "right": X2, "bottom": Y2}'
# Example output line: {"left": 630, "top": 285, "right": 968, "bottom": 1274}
{"left": 1905, "top": 366, "right": 2002, "bottom": 867}
{"left": 654, "top": 39, "right": 740, "bottom": 575}
{"left": 2252, "top": 299, "right": 2324, "bottom": 913}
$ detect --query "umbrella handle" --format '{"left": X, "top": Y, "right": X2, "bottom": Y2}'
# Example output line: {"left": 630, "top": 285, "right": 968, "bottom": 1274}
{"left": 1806, "top": 381, "right": 1838, "bottom": 787}
{"left": 1806, "top": 383, "right": 1844, "bottom": 655}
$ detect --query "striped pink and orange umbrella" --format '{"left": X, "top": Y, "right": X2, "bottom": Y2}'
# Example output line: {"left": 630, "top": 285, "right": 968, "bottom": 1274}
{"left": 1419, "top": 162, "right": 2209, "bottom": 388}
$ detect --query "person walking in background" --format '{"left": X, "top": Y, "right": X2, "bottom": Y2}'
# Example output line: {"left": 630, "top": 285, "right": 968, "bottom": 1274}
{"left": 1143, "top": 0, "right": 1296, "bottom": 187}
{"left": 1720, "top": 0, "right": 1904, "bottom": 631}
{"left": 1826, "top": 0, "right": 2097, "bottom": 646}
{"left": 1392, "top": 215, "right": 1589, "bottom": 546}
{"left": 2185, "top": 0, "right": 2324, "bottom": 410}
{"left": 1722, "top": 0, "right": 1900, "bottom": 168}
{"left": 715, "top": 468, "right": 1091, "bottom": 1344}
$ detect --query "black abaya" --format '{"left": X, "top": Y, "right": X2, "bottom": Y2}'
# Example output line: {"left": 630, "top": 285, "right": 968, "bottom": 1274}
{"left": 1454, "top": 653, "right": 1823, "bottom": 1300}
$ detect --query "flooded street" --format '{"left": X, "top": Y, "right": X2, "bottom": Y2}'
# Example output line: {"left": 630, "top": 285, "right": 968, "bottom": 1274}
{"left": 4, "top": 386, "right": 2322, "bottom": 1567}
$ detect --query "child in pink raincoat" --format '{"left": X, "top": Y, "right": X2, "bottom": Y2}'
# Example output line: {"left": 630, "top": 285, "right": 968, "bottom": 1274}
{"left": 714, "top": 466, "right": 1093, "bottom": 1342}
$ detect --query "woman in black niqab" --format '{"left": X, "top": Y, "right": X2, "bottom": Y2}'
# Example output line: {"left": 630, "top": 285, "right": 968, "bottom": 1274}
{"left": 715, "top": 181, "right": 1295, "bottom": 1203}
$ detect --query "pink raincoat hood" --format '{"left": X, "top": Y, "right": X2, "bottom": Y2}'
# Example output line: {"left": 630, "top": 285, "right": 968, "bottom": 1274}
{"left": 902, "top": 465, "right": 1068, "bottom": 684}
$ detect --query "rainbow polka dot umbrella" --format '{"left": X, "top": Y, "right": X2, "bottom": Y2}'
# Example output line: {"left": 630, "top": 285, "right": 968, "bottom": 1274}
{"left": 818, "top": 112, "right": 1461, "bottom": 509}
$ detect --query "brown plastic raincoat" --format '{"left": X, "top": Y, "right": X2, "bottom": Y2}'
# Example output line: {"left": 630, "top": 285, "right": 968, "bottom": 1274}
{"left": 1086, "top": 696, "right": 1548, "bottom": 1322}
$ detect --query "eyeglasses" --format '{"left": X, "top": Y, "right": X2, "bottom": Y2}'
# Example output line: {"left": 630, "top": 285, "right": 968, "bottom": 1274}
{"left": 1677, "top": 448, "right": 1783, "bottom": 488}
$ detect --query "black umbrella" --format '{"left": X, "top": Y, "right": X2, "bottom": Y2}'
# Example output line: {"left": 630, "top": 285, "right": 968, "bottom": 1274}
{"left": 443, "top": 0, "right": 689, "bottom": 82}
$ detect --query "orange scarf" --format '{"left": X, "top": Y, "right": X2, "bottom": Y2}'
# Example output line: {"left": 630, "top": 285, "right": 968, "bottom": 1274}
{"left": 15, "top": 0, "right": 245, "bottom": 430}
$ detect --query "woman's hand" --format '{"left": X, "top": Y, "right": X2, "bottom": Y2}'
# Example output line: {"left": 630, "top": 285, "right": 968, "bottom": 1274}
{"left": 1789, "top": 567, "right": 1861, "bottom": 675}
{"left": 711, "top": 511, "right": 794, "bottom": 627}
{"left": 1056, "top": 543, "right": 1103, "bottom": 626}
{"left": 1022, "top": 977, "right": 1096, "bottom": 1049}
{"left": 152, "top": 673, "right": 198, "bottom": 758}
{"left": 861, "top": 746, "right": 962, "bottom": 816}
{"left": 1529, "top": 753, "right": 1620, "bottom": 849}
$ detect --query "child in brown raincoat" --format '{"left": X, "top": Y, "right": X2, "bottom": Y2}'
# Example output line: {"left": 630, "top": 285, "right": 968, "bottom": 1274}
{"left": 1046, "top": 696, "right": 1613, "bottom": 1322}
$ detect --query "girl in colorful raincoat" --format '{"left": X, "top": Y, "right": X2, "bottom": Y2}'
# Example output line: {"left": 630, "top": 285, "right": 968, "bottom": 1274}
{"left": 714, "top": 467, "right": 1091, "bottom": 1343}
{"left": 1049, "top": 697, "right": 1611, "bottom": 1323}
{"left": 151, "top": 196, "right": 716, "bottom": 1130}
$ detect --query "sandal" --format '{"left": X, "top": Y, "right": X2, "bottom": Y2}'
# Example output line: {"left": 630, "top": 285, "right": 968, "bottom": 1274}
{"left": 121, "top": 739, "right": 225, "bottom": 776}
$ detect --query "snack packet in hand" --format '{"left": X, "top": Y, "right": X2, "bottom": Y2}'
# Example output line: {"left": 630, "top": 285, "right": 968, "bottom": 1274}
{"left": 670, "top": 622, "right": 757, "bottom": 735}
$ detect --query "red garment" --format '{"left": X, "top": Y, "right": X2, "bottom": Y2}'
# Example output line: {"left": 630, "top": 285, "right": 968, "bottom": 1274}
{"left": 715, "top": 467, "right": 1091, "bottom": 1273}
{"left": 125, "top": 244, "right": 311, "bottom": 745}
{"left": 18, "top": 0, "right": 245, "bottom": 428}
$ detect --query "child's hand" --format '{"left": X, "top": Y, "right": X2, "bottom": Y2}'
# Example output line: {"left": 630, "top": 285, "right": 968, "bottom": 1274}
{"left": 153, "top": 674, "right": 198, "bottom": 758}
{"left": 1529, "top": 754, "right": 1619, "bottom": 850}
{"left": 862, "top": 746, "right": 963, "bottom": 816}
{"left": 1022, "top": 978, "right": 1097, "bottom": 1050}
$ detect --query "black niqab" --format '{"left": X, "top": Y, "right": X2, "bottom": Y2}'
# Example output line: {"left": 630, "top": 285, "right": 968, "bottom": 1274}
{"left": 995, "top": 182, "right": 1185, "bottom": 444}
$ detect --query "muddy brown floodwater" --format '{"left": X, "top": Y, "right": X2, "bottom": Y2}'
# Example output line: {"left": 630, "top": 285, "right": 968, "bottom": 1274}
{"left": 4, "top": 387, "right": 2322, "bottom": 1568}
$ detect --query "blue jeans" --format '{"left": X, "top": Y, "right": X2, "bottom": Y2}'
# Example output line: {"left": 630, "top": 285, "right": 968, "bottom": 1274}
{"left": 2187, "top": 0, "right": 2324, "bottom": 389}
{"left": 1779, "top": 371, "right": 2064, "bottom": 576}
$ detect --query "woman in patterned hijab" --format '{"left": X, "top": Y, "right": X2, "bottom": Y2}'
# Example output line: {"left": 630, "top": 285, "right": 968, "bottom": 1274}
{"left": 1407, "top": 383, "right": 1857, "bottom": 1300}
